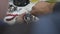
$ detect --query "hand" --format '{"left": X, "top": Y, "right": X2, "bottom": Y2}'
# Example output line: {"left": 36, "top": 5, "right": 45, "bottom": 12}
{"left": 16, "top": 13, "right": 26, "bottom": 23}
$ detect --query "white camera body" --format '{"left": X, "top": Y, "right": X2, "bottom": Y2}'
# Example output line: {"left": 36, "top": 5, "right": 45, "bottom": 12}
{"left": 4, "top": 2, "right": 35, "bottom": 25}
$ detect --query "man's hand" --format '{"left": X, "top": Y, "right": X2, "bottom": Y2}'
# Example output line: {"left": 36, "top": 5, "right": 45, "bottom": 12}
{"left": 31, "top": 1, "right": 55, "bottom": 16}
{"left": 16, "top": 13, "right": 26, "bottom": 23}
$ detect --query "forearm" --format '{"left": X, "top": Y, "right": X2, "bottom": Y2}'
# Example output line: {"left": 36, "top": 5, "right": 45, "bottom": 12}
{"left": 30, "top": 1, "right": 56, "bottom": 16}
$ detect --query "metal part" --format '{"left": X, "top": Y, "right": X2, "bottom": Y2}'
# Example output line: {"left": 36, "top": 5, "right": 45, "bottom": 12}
{"left": 24, "top": 13, "right": 39, "bottom": 24}
{"left": 8, "top": 4, "right": 17, "bottom": 13}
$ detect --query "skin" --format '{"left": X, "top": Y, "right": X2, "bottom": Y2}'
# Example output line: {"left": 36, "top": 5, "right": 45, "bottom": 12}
{"left": 17, "top": 1, "right": 56, "bottom": 22}
{"left": 0, "top": 0, "right": 8, "bottom": 19}
{"left": 31, "top": 1, "right": 56, "bottom": 16}
{"left": 16, "top": 13, "right": 26, "bottom": 23}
